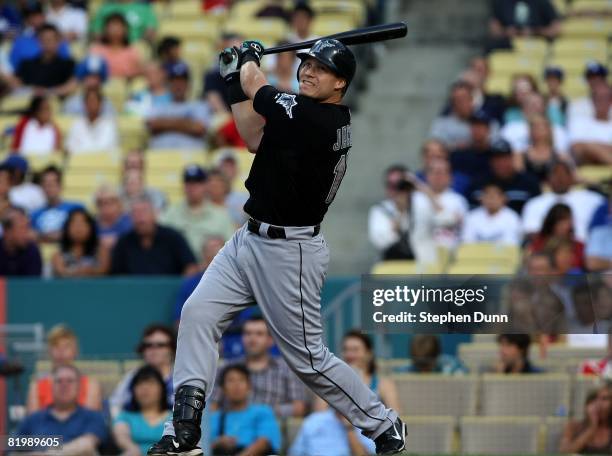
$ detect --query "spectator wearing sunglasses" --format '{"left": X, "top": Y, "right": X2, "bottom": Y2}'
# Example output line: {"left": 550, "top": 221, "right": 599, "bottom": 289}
{"left": 109, "top": 325, "right": 176, "bottom": 417}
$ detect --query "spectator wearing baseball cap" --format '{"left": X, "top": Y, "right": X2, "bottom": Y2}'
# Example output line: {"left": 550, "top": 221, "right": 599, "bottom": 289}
{"left": 216, "top": 150, "right": 249, "bottom": 226}
{"left": 543, "top": 66, "right": 568, "bottom": 124}
{"left": 160, "top": 164, "right": 235, "bottom": 260}
{"left": 4, "top": 155, "right": 45, "bottom": 213}
{"left": 467, "top": 138, "right": 541, "bottom": 214}
{"left": 63, "top": 55, "right": 115, "bottom": 116}
{"left": 146, "top": 63, "right": 212, "bottom": 150}
{"left": 569, "top": 84, "right": 612, "bottom": 165}
{"left": 449, "top": 110, "right": 496, "bottom": 184}
{"left": 568, "top": 61, "right": 611, "bottom": 122}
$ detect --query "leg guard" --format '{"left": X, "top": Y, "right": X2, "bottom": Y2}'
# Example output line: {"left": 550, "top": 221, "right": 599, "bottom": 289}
{"left": 173, "top": 385, "right": 206, "bottom": 448}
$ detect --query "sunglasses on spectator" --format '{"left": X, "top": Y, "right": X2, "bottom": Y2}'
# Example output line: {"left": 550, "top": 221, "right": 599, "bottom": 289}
{"left": 142, "top": 341, "right": 171, "bottom": 349}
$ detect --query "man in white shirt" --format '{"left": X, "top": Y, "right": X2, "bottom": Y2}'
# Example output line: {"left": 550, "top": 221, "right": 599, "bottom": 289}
{"left": 568, "top": 62, "right": 610, "bottom": 122}
{"left": 501, "top": 92, "right": 569, "bottom": 154}
{"left": 66, "top": 87, "right": 118, "bottom": 154}
{"left": 462, "top": 182, "right": 522, "bottom": 245}
{"left": 3, "top": 156, "right": 45, "bottom": 213}
{"left": 569, "top": 84, "right": 612, "bottom": 165}
{"left": 422, "top": 159, "right": 469, "bottom": 250}
{"left": 521, "top": 160, "right": 604, "bottom": 242}
{"left": 46, "top": 0, "right": 87, "bottom": 42}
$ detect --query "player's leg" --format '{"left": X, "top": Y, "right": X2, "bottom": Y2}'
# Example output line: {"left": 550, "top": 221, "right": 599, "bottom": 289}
{"left": 149, "top": 226, "right": 254, "bottom": 456}
{"left": 241, "top": 233, "right": 405, "bottom": 453}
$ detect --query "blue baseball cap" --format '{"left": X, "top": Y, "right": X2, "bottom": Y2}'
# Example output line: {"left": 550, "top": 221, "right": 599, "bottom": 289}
{"left": 2, "top": 155, "right": 28, "bottom": 174}
{"left": 183, "top": 164, "right": 207, "bottom": 182}
{"left": 75, "top": 55, "right": 109, "bottom": 82}
{"left": 584, "top": 61, "right": 608, "bottom": 78}
{"left": 469, "top": 109, "right": 491, "bottom": 125}
{"left": 166, "top": 61, "right": 191, "bottom": 80}
{"left": 544, "top": 66, "right": 564, "bottom": 80}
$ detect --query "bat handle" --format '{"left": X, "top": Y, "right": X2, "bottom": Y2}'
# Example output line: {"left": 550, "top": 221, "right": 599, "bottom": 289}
{"left": 221, "top": 53, "right": 233, "bottom": 65}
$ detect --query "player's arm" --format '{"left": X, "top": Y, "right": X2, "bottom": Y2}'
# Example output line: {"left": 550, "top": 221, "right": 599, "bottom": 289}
{"left": 219, "top": 43, "right": 266, "bottom": 154}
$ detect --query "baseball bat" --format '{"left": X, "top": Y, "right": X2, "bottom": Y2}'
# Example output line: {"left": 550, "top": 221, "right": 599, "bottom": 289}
{"left": 221, "top": 22, "right": 407, "bottom": 63}
{"left": 264, "top": 22, "right": 407, "bottom": 55}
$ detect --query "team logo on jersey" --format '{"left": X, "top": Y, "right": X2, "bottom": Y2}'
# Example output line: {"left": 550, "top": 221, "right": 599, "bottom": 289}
{"left": 275, "top": 93, "right": 298, "bottom": 119}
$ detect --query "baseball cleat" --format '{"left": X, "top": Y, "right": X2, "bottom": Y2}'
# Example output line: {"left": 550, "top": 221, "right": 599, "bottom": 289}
{"left": 146, "top": 435, "right": 203, "bottom": 456}
{"left": 374, "top": 417, "right": 407, "bottom": 454}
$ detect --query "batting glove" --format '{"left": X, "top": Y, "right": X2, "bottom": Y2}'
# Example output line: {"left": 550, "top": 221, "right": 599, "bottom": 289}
{"left": 240, "top": 40, "right": 265, "bottom": 66}
{"left": 219, "top": 46, "right": 241, "bottom": 83}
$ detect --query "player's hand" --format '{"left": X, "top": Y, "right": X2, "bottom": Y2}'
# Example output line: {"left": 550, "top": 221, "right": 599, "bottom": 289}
{"left": 240, "top": 40, "right": 265, "bottom": 66}
{"left": 219, "top": 46, "right": 241, "bottom": 82}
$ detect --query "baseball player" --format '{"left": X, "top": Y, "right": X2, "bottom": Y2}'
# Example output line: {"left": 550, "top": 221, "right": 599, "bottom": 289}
{"left": 148, "top": 38, "right": 407, "bottom": 456}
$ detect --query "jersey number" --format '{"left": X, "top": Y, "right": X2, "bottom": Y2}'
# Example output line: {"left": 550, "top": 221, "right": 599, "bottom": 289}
{"left": 325, "top": 153, "right": 348, "bottom": 204}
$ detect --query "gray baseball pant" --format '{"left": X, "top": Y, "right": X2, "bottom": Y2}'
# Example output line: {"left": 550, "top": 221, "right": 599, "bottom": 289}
{"left": 163, "top": 223, "right": 397, "bottom": 439}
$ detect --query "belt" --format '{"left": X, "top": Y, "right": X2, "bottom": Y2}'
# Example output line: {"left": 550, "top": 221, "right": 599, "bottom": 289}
{"left": 247, "top": 218, "right": 320, "bottom": 239}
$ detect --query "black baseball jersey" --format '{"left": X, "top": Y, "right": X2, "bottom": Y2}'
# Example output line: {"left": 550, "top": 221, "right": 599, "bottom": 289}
{"left": 244, "top": 85, "right": 352, "bottom": 226}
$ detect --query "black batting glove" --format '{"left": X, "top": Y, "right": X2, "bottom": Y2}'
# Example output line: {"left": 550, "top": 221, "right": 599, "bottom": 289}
{"left": 240, "top": 40, "right": 265, "bottom": 66}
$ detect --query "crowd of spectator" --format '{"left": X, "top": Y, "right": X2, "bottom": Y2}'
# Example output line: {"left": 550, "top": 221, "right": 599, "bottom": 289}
{"left": 0, "top": 0, "right": 372, "bottom": 281}
{"left": 14, "top": 320, "right": 612, "bottom": 455}
{"left": 368, "top": 55, "right": 610, "bottom": 274}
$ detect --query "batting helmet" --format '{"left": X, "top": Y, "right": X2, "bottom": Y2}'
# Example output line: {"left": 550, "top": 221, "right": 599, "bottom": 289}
{"left": 296, "top": 38, "right": 356, "bottom": 90}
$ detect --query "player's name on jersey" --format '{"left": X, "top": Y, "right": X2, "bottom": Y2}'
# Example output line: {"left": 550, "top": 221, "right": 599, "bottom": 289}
{"left": 372, "top": 311, "right": 509, "bottom": 325}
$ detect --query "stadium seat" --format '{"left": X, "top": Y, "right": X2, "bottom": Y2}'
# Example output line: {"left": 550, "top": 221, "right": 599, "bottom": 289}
{"left": 537, "top": 344, "right": 607, "bottom": 361}
{"left": 551, "top": 38, "right": 608, "bottom": 61}
{"left": 229, "top": 0, "right": 267, "bottom": 19}
{"left": 64, "top": 170, "right": 121, "bottom": 189}
{"left": 223, "top": 18, "right": 289, "bottom": 46}
{"left": 488, "top": 52, "right": 544, "bottom": 79}
{"left": 93, "top": 372, "right": 124, "bottom": 397}
{"left": 480, "top": 374, "right": 571, "bottom": 417}
{"left": 146, "top": 172, "right": 182, "bottom": 192}
{"left": 312, "top": 16, "right": 356, "bottom": 36}
{"left": 67, "top": 152, "right": 122, "bottom": 172}
{"left": 458, "top": 343, "right": 497, "bottom": 373}
{"left": 168, "top": 0, "right": 204, "bottom": 18}
{"left": 561, "top": 18, "right": 612, "bottom": 38}
{"left": 570, "top": 0, "right": 612, "bottom": 14}
{"left": 370, "top": 260, "right": 443, "bottom": 274}
{"left": 159, "top": 18, "right": 220, "bottom": 42}
{"left": 446, "top": 261, "right": 517, "bottom": 275}
{"left": 377, "top": 358, "right": 411, "bottom": 375}
{"left": 563, "top": 75, "right": 590, "bottom": 99}
{"left": 548, "top": 55, "right": 602, "bottom": 76}
{"left": 544, "top": 416, "right": 567, "bottom": 454}
{"left": 402, "top": 416, "right": 456, "bottom": 454}
{"left": 35, "top": 359, "right": 122, "bottom": 375}
{"left": 105, "top": 78, "right": 129, "bottom": 112}
{"left": 55, "top": 116, "right": 77, "bottom": 137}
{"left": 117, "top": 116, "right": 148, "bottom": 151}
{"left": 24, "top": 154, "right": 65, "bottom": 172}
{"left": 572, "top": 375, "right": 600, "bottom": 417}
{"left": 311, "top": 0, "right": 366, "bottom": 26}
{"left": 146, "top": 149, "right": 207, "bottom": 171}
{"left": 40, "top": 243, "right": 59, "bottom": 267}
{"left": 455, "top": 243, "right": 521, "bottom": 265}
{"left": 551, "top": 0, "right": 568, "bottom": 15}
{"left": 460, "top": 416, "right": 540, "bottom": 455}
{"left": 513, "top": 38, "right": 549, "bottom": 57}
{"left": 122, "top": 359, "right": 143, "bottom": 374}
{"left": 1, "top": 94, "right": 30, "bottom": 113}
{"left": 392, "top": 374, "right": 478, "bottom": 416}
{"left": 578, "top": 165, "right": 612, "bottom": 183}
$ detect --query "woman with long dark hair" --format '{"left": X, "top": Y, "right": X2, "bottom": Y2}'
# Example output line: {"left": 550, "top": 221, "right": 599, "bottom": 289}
{"left": 12, "top": 95, "right": 62, "bottom": 155}
{"left": 113, "top": 365, "right": 172, "bottom": 456}
{"left": 90, "top": 13, "right": 142, "bottom": 79}
{"left": 51, "top": 208, "right": 110, "bottom": 277}
{"left": 340, "top": 329, "right": 401, "bottom": 412}
{"left": 528, "top": 203, "right": 585, "bottom": 270}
